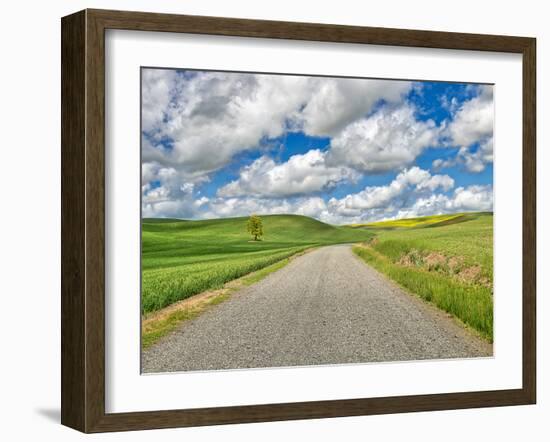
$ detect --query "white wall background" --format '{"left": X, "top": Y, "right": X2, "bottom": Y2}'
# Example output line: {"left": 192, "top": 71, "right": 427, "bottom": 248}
{"left": 0, "top": 0, "right": 546, "bottom": 440}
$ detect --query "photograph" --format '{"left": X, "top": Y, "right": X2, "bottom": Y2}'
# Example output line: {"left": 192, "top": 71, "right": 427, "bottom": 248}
{"left": 140, "top": 68, "right": 494, "bottom": 373}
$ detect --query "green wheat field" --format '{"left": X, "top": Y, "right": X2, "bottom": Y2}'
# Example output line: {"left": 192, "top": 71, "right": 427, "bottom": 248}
{"left": 142, "top": 211, "right": 493, "bottom": 341}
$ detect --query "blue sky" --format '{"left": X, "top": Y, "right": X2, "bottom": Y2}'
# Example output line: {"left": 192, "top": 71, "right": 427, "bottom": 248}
{"left": 141, "top": 68, "right": 493, "bottom": 224}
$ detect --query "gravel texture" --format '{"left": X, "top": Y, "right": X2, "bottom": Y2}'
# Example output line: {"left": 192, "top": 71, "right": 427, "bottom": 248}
{"left": 142, "top": 244, "right": 492, "bottom": 373}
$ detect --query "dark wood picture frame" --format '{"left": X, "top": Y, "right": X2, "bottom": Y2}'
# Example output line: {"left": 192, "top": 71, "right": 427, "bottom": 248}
{"left": 61, "top": 8, "right": 536, "bottom": 433}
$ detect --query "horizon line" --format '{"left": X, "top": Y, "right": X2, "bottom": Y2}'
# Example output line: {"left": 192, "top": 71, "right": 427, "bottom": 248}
{"left": 141, "top": 210, "right": 494, "bottom": 226}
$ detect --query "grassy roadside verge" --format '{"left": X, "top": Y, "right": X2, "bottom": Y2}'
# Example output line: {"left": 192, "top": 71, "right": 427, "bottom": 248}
{"left": 353, "top": 244, "right": 493, "bottom": 341}
{"left": 142, "top": 250, "right": 311, "bottom": 350}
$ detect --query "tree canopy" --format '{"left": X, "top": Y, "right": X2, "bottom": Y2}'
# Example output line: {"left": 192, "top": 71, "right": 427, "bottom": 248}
{"left": 246, "top": 215, "right": 264, "bottom": 241}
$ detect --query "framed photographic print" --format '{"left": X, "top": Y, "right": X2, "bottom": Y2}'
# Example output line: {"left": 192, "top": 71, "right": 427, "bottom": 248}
{"left": 61, "top": 9, "right": 536, "bottom": 433}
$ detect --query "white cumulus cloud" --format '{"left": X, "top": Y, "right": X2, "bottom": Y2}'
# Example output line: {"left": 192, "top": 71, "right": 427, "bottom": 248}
{"left": 142, "top": 69, "right": 413, "bottom": 179}
{"left": 448, "top": 185, "right": 493, "bottom": 212}
{"left": 393, "top": 185, "right": 493, "bottom": 220}
{"left": 141, "top": 69, "right": 177, "bottom": 135}
{"left": 203, "top": 196, "right": 329, "bottom": 221}
{"left": 150, "top": 173, "right": 491, "bottom": 225}
{"left": 298, "top": 78, "right": 411, "bottom": 137}
{"left": 436, "top": 85, "right": 494, "bottom": 173}
{"left": 218, "top": 150, "right": 359, "bottom": 198}
{"left": 433, "top": 137, "right": 493, "bottom": 173}
{"left": 448, "top": 85, "right": 493, "bottom": 147}
{"left": 326, "top": 104, "right": 440, "bottom": 173}
{"left": 327, "top": 167, "right": 454, "bottom": 218}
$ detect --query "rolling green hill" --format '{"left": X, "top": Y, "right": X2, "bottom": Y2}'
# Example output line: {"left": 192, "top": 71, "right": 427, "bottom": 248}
{"left": 353, "top": 212, "right": 493, "bottom": 340}
{"left": 142, "top": 214, "right": 374, "bottom": 313}
{"left": 347, "top": 212, "right": 491, "bottom": 229}
{"left": 360, "top": 212, "right": 493, "bottom": 277}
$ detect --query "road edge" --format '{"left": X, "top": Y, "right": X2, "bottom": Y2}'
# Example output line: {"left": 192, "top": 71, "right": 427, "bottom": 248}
{"left": 141, "top": 247, "right": 318, "bottom": 350}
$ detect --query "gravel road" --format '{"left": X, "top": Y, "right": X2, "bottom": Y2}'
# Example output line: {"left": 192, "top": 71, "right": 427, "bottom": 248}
{"left": 142, "top": 244, "right": 492, "bottom": 373}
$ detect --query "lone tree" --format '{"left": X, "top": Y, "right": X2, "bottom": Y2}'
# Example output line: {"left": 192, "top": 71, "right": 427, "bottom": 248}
{"left": 246, "top": 214, "right": 264, "bottom": 241}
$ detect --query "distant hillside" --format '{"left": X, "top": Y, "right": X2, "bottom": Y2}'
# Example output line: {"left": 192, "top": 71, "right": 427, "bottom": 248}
{"left": 142, "top": 214, "right": 372, "bottom": 244}
{"left": 348, "top": 212, "right": 492, "bottom": 230}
